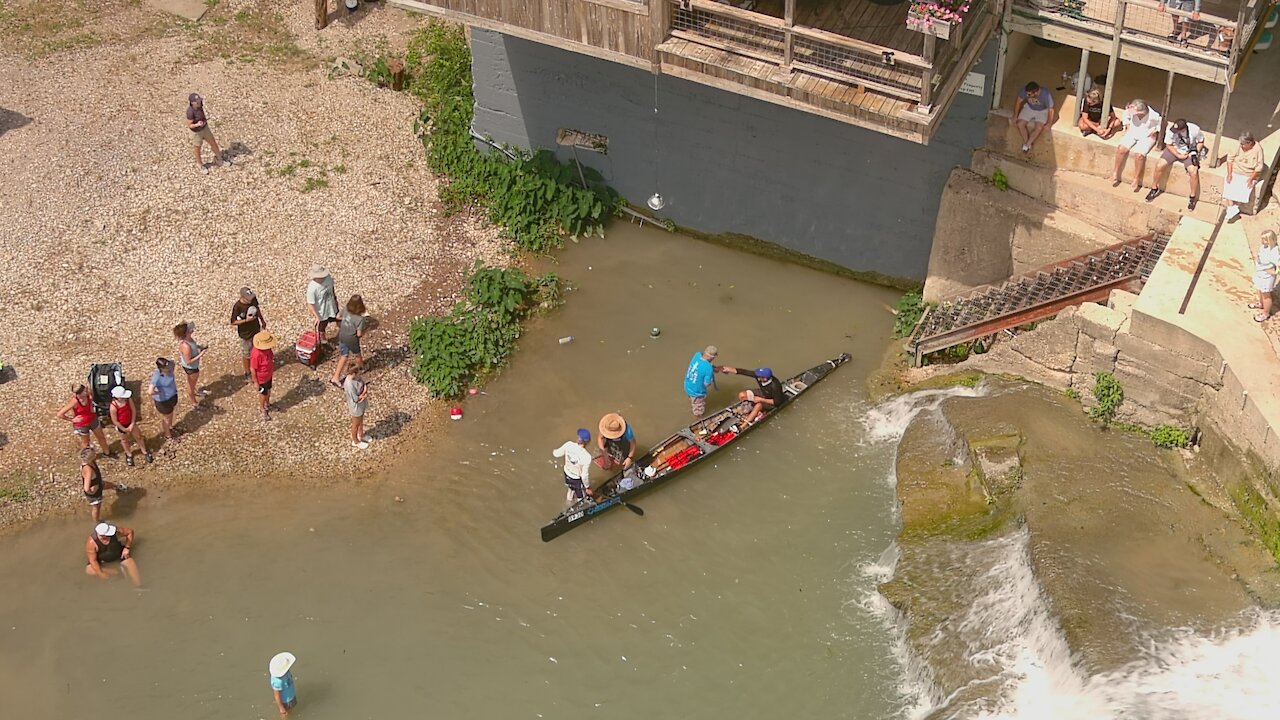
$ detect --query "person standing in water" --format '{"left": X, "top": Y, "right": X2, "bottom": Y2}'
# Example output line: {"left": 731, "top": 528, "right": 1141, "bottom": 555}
{"left": 84, "top": 522, "right": 141, "bottom": 587}
{"left": 269, "top": 652, "right": 298, "bottom": 716}
{"left": 553, "top": 428, "right": 594, "bottom": 505}
{"left": 80, "top": 448, "right": 123, "bottom": 523}
{"left": 596, "top": 413, "right": 637, "bottom": 471}
{"left": 683, "top": 345, "right": 719, "bottom": 418}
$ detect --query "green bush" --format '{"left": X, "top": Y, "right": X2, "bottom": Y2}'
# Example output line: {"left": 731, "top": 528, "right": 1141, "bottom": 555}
{"left": 405, "top": 23, "right": 619, "bottom": 253}
{"left": 1150, "top": 425, "right": 1191, "bottom": 449}
{"left": 1089, "top": 372, "right": 1123, "bottom": 424}
{"left": 409, "top": 262, "right": 562, "bottom": 397}
{"left": 992, "top": 167, "right": 1009, "bottom": 191}
{"left": 893, "top": 289, "right": 926, "bottom": 339}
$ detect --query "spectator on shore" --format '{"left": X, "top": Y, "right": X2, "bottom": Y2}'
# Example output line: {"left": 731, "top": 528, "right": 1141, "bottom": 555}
{"left": 1111, "top": 99, "right": 1162, "bottom": 192}
{"left": 174, "top": 321, "right": 209, "bottom": 404}
{"left": 1010, "top": 81, "right": 1055, "bottom": 153}
{"left": 1250, "top": 230, "right": 1279, "bottom": 323}
{"left": 56, "top": 383, "right": 111, "bottom": 455}
{"left": 684, "top": 345, "right": 719, "bottom": 418}
{"left": 251, "top": 331, "right": 278, "bottom": 421}
{"left": 331, "top": 294, "right": 367, "bottom": 388}
{"left": 108, "top": 386, "right": 153, "bottom": 466}
{"left": 186, "top": 93, "right": 229, "bottom": 175}
{"left": 306, "top": 265, "right": 339, "bottom": 346}
{"left": 1146, "top": 118, "right": 1206, "bottom": 210}
{"left": 80, "top": 448, "right": 123, "bottom": 524}
{"left": 1158, "top": 0, "right": 1202, "bottom": 47}
{"left": 230, "top": 287, "right": 266, "bottom": 377}
{"left": 1077, "top": 88, "right": 1121, "bottom": 139}
{"left": 1224, "top": 132, "right": 1264, "bottom": 223}
{"left": 85, "top": 522, "right": 141, "bottom": 587}
{"left": 344, "top": 365, "right": 370, "bottom": 450}
{"left": 147, "top": 358, "right": 180, "bottom": 441}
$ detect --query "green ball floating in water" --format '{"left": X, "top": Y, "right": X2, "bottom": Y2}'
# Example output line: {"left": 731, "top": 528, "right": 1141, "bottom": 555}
{"left": 650, "top": 327, "right": 661, "bottom": 338}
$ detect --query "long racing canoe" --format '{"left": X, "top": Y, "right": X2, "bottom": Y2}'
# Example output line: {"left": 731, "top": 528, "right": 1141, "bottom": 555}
{"left": 540, "top": 352, "right": 851, "bottom": 541}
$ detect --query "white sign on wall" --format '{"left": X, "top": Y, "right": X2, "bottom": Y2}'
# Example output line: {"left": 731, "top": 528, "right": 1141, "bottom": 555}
{"left": 960, "top": 72, "right": 986, "bottom": 97}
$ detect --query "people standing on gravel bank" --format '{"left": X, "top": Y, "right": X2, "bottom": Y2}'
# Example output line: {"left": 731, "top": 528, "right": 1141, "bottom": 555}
{"left": 85, "top": 522, "right": 141, "bottom": 587}
{"left": 81, "top": 448, "right": 122, "bottom": 524}
{"left": 251, "top": 331, "right": 278, "bottom": 421}
{"left": 56, "top": 383, "right": 111, "bottom": 454}
{"left": 231, "top": 287, "right": 266, "bottom": 377}
{"left": 331, "top": 294, "right": 366, "bottom": 388}
{"left": 344, "top": 366, "right": 370, "bottom": 449}
{"left": 186, "top": 93, "right": 228, "bottom": 174}
{"left": 174, "top": 321, "right": 209, "bottom": 404}
{"left": 147, "top": 358, "right": 180, "bottom": 441}
{"left": 306, "top": 265, "right": 339, "bottom": 346}
{"left": 109, "top": 386, "right": 153, "bottom": 466}
{"left": 1250, "top": 230, "right": 1279, "bottom": 323}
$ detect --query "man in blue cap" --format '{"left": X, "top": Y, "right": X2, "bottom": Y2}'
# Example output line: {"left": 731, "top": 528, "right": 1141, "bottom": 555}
{"left": 552, "top": 428, "right": 595, "bottom": 505}
{"left": 719, "top": 365, "right": 786, "bottom": 425}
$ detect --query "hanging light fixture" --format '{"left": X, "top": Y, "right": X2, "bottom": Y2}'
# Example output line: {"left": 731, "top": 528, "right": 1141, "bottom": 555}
{"left": 647, "top": 193, "right": 666, "bottom": 211}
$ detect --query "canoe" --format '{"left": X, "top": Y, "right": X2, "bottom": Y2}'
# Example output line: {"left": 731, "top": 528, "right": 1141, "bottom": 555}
{"left": 540, "top": 353, "right": 852, "bottom": 542}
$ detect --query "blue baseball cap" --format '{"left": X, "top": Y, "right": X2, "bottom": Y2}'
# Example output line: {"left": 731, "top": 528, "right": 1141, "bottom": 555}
{"left": 754, "top": 368, "right": 773, "bottom": 379}
{"left": 577, "top": 428, "right": 591, "bottom": 443}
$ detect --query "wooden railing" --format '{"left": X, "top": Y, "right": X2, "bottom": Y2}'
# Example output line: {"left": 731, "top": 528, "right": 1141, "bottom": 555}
{"left": 667, "top": 0, "right": 991, "bottom": 111}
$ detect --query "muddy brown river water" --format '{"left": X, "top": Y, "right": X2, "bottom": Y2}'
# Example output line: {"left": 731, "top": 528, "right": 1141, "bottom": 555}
{"left": 0, "top": 225, "right": 912, "bottom": 719}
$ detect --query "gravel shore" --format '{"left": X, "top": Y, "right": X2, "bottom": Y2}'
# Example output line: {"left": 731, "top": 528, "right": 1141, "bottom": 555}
{"left": 0, "top": 2, "right": 507, "bottom": 531}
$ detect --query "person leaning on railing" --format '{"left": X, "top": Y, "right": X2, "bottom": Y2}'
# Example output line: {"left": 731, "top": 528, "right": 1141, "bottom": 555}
{"left": 1157, "top": 0, "right": 1202, "bottom": 48}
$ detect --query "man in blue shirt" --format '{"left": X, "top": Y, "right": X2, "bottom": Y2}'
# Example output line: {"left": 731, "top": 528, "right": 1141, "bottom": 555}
{"left": 683, "top": 345, "right": 718, "bottom": 418}
{"left": 269, "top": 652, "right": 298, "bottom": 717}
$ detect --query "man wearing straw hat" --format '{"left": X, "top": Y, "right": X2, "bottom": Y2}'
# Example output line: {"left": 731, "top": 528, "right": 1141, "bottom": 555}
{"left": 596, "top": 412, "right": 637, "bottom": 471}
{"left": 268, "top": 652, "right": 298, "bottom": 716}
{"left": 250, "top": 331, "right": 278, "bottom": 421}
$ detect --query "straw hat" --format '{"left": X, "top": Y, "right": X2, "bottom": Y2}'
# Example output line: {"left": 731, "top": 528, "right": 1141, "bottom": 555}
{"left": 309, "top": 264, "right": 330, "bottom": 281}
{"left": 269, "top": 652, "right": 296, "bottom": 678}
{"left": 599, "top": 413, "right": 627, "bottom": 440}
{"left": 252, "top": 331, "right": 278, "bottom": 350}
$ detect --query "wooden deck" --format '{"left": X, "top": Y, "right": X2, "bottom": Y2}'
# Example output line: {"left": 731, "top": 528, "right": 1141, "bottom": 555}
{"left": 751, "top": 0, "right": 926, "bottom": 55}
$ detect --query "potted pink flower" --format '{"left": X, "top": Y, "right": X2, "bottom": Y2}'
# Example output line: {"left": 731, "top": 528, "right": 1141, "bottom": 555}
{"left": 906, "top": 0, "right": 973, "bottom": 40}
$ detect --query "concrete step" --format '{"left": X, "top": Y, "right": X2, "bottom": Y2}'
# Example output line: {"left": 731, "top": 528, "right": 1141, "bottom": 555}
{"left": 986, "top": 111, "right": 1226, "bottom": 205}
{"left": 970, "top": 149, "right": 1223, "bottom": 239}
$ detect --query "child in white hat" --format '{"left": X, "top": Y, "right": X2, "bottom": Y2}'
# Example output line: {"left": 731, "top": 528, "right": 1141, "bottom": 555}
{"left": 269, "top": 652, "right": 298, "bottom": 716}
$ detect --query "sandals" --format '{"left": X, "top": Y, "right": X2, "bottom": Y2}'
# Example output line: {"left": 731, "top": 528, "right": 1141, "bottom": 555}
{"left": 1255, "top": 313, "right": 1269, "bottom": 323}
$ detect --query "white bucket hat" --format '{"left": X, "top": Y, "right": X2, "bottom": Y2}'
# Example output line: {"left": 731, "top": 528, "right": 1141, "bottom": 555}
{"left": 94, "top": 522, "right": 117, "bottom": 537}
{"left": 269, "top": 652, "right": 296, "bottom": 678}
{"left": 111, "top": 386, "right": 132, "bottom": 399}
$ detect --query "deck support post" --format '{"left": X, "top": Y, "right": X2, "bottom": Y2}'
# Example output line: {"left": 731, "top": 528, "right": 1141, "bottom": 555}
{"left": 919, "top": 33, "right": 936, "bottom": 111}
{"left": 783, "top": 0, "right": 795, "bottom": 70}
{"left": 1209, "top": 3, "right": 1246, "bottom": 167}
{"left": 1100, "top": 0, "right": 1126, "bottom": 125}
{"left": 1158, "top": 70, "right": 1174, "bottom": 151}
{"left": 990, "top": 0, "right": 1013, "bottom": 111}
{"left": 1073, "top": 48, "right": 1090, "bottom": 120}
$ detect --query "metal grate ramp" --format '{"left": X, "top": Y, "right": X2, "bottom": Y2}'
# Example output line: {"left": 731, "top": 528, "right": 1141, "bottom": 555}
{"left": 908, "top": 234, "right": 1169, "bottom": 365}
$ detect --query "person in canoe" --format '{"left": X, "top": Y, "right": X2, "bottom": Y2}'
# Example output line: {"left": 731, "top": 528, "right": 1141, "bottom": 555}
{"left": 718, "top": 366, "right": 786, "bottom": 426}
{"left": 553, "top": 428, "right": 594, "bottom": 506}
{"left": 596, "top": 413, "right": 637, "bottom": 471}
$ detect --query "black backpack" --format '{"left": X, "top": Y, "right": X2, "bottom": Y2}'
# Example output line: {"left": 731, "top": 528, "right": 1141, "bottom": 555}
{"left": 87, "top": 363, "right": 124, "bottom": 419}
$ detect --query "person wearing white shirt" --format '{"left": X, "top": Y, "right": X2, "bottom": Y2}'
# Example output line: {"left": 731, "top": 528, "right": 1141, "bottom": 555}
{"left": 1250, "top": 230, "right": 1279, "bottom": 323}
{"left": 553, "top": 428, "right": 595, "bottom": 505}
{"left": 1146, "top": 118, "right": 1206, "bottom": 210}
{"left": 1111, "top": 99, "right": 1162, "bottom": 193}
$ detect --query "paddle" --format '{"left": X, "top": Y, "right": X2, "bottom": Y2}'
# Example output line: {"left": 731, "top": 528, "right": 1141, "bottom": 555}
{"left": 619, "top": 499, "right": 644, "bottom": 516}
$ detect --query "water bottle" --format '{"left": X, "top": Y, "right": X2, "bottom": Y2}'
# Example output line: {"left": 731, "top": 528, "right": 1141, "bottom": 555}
{"left": 558, "top": 336, "right": 574, "bottom": 345}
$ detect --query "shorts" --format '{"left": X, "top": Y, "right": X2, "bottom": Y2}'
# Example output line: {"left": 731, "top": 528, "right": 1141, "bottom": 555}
{"left": 258, "top": 380, "right": 273, "bottom": 395}
{"left": 1119, "top": 133, "right": 1157, "bottom": 155}
{"left": 1254, "top": 270, "right": 1276, "bottom": 293}
{"left": 239, "top": 336, "right": 254, "bottom": 358}
{"left": 85, "top": 488, "right": 103, "bottom": 505}
{"left": 154, "top": 396, "right": 178, "bottom": 415}
{"left": 564, "top": 473, "right": 587, "bottom": 500}
{"left": 1017, "top": 105, "right": 1050, "bottom": 126}
{"left": 318, "top": 317, "right": 337, "bottom": 335}
{"left": 191, "top": 126, "right": 214, "bottom": 147}
{"left": 1160, "top": 149, "right": 1198, "bottom": 168}
{"left": 339, "top": 340, "right": 361, "bottom": 357}
{"left": 74, "top": 417, "right": 102, "bottom": 436}
{"left": 689, "top": 395, "right": 706, "bottom": 417}
{"left": 1169, "top": 0, "right": 1194, "bottom": 11}
{"left": 181, "top": 365, "right": 199, "bottom": 376}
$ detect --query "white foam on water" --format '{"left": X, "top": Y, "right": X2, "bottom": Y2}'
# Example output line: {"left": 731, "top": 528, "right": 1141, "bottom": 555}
{"left": 860, "top": 384, "right": 987, "bottom": 448}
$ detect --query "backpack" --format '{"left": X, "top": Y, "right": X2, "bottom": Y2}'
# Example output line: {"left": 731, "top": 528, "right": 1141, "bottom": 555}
{"left": 87, "top": 363, "right": 124, "bottom": 419}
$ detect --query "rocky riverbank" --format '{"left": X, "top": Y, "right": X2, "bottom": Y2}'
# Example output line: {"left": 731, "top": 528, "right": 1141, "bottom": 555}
{"left": 0, "top": 2, "right": 508, "bottom": 531}
{"left": 879, "top": 378, "right": 1280, "bottom": 716}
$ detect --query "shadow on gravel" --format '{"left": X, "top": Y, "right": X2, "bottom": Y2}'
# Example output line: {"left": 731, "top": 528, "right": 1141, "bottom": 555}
{"left": 274, "top": 374, "right": 327, "bottom": 412}
{"left": 363, "top": 345, "right": 410, "bottom": 382}
{"left": 367, "top": 410, "right": 412, "bottom": 441}
{"left": 110, "top": 486, "right": 148, "bottom": 520}
{"left": 0, "top": 107, "right": 32, "bottom": 139}
{"left": 172, "top": 399, "right": 227, "bottom": 437}
{"left": 224, "top": 141, "right": 253, "bottom": 162}
{"left": 203, "top": 372, "right": 249, "bottom": 401}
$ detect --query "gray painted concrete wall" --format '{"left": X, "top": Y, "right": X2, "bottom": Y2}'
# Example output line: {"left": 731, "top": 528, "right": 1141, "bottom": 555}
{"left": 469, "top": 28, "right": 998, "bottom": 281}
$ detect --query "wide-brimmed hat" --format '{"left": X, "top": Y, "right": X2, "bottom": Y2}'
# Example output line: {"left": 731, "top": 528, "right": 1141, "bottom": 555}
{"left": 269, "top": 652, "right": 296, "bottom": 678}
{"left": 309, "top": 264, "right": 330, "bottom": 281}
{"left": 94, "top": 522, "right": 117, "bottom": 537}
{"left": 252, "top": 331, "right": 278, "bottom": 350}
{"left": 111, "top": 386, "right": 132, "bottom": 399}
{"left": 599, "top": 413, "right": 627, "bottom": 440}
